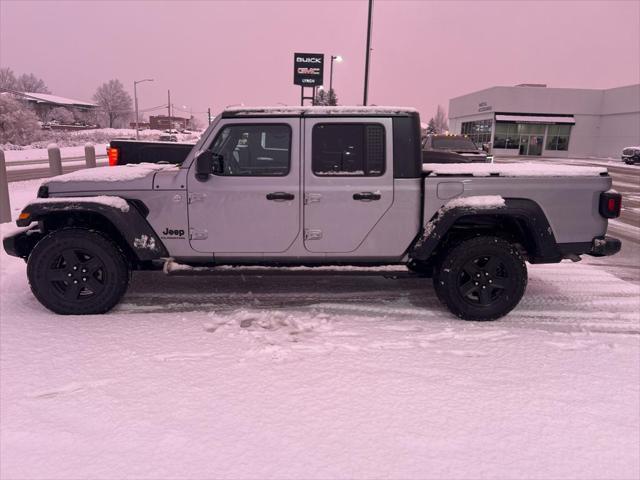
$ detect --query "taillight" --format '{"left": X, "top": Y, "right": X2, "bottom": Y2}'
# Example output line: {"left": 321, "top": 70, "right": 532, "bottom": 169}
{"left": 107, "top": 147, "right": 119, "bottom": 166}
{"left": 599, "top": 191, "right": 621, "bottom": 218}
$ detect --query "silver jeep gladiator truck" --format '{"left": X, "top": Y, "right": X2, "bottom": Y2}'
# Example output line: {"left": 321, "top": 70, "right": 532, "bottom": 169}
{"left": 3, "top": 106, "right": 622, "bottom": 321}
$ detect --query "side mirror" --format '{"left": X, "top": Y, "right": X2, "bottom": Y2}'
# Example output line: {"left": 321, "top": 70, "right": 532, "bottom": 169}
{"left": 195, "top": 151, "right": 224, "bottom": 180}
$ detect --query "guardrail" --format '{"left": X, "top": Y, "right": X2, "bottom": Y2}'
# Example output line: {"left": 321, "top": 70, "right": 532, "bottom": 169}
{"left": 0, "top": 143, "right": 101, "bottom": 223}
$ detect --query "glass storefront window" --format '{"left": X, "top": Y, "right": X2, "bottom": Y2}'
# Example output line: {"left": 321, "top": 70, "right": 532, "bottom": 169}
{"left": 461, "top": 119, "right": 493, "bottom": 146}
{"left": 546, "top": 124, "right": 571, "bottom": 151}
{"left": 493, "top": 122, "right": 520, "bottom": 149}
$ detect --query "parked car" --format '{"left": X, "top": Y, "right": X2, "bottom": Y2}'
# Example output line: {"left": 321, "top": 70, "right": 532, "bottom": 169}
{"left": 159, "top": 134, "right": 178, "bottom": 142}
{"left": 4, "top": 106, "right": 621, "bottom": 321}
{"left": 621, "top": 146, "right": 640, "bottom": 165}
{"left": 422, "top": 134, "right": 493, "bottom": 163}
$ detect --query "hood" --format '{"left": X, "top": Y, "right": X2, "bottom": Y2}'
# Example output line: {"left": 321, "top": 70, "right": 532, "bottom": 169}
{"left": 43, "top": 163, "right": 179, "bottom": 195}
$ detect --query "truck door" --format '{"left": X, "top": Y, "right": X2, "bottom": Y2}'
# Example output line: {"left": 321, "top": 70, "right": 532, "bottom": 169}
{"left": 187, "top": 118, "right": 300, "bottom": 253}
{"left": 303, "top": 117, "right": 394, "bottom": 253}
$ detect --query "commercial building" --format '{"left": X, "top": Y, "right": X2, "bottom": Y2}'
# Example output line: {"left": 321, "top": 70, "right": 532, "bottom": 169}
{"left": 448, "top": 83, "right": 640, "bottom": 158}
{"left": 149, "top": 115, "right": 190, "bottom": 131}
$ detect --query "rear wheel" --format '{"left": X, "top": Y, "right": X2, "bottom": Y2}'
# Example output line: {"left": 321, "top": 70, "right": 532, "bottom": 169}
{"left": 27, "top": 228, "right": 130, "bottom": 315}
{"left": 433, "top": 236, "right": 527, "bottom": 321}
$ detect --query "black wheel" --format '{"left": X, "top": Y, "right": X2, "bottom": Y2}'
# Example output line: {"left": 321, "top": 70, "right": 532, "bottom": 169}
{"left": 27, "top": 228, "right": 130, "bottom": 315}
{"left": 433, "top": 236, "right": 527, "bottom": 321}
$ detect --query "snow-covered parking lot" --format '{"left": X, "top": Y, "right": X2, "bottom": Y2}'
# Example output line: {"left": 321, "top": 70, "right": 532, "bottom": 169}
{"left": 1, "top": 181, "right": 639, "bottom": 479}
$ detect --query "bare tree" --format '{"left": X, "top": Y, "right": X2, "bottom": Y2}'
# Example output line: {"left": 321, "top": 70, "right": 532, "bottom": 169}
{"left": 0, "top": 95, "right": 41, "bottom": 145}
{"left": 93, "top": 79, "right": 133, "bottom": 128}
{"left": 16, "top": 73, "right": 50, "bottom": 93}
{"left": 433, "top": 104, "right": 449, "bottom": 134}
{"left": 0, "top": 68, "right": 18, "bottom": 92}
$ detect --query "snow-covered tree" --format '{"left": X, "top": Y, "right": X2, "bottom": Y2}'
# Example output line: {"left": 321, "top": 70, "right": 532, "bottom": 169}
{"left": 0, "top": 95, "right": 41, "bottom": 145}
{"left": 0, "top": 68, "right": 18, "bottom": 92}
{"left": 93, "top": 79, "right": 133, "bottom": 128}
{"left": 50, "top": 106, "right": 74, "bottom": 124}
{"left": 433, "top": 104, "right": 449, "bottom": 134}
{"left": 16, "top": 73, "right": 50, "bottom": 93}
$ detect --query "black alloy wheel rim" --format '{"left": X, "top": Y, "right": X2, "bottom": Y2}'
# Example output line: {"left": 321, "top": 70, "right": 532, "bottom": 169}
{"left": 458, "top": 255, "right": 508, "bottom": 306}
{"left": 47, "top": 248, "right": 107, "bottom": 301}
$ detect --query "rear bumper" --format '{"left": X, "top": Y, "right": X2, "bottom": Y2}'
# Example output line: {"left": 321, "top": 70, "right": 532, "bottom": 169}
{"left": 588, "top": 235, "right": 621, "bottom": 257}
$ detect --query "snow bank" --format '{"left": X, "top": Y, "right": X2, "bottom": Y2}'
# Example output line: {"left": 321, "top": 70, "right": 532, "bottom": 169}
{"left": 45, "top": 163, "right": 178, "bottom": 183}
{"left": 26, "top": 195, "right": 130, "bottom": 212}
{"left": 425, "top": 162, "right": 607, "bottom": 177}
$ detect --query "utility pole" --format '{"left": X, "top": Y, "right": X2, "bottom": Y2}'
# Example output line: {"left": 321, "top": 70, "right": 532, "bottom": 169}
{"left": 167, "top": 90, "right": 171, "bottom": 130}
{"left": 134, "top": 78, "right": 153, "bottom": 139}
{"left": 208, "top": 107, "right": 212, "bottom": 125}
{"left": 363, "top": 0, "right": 374, "bottom": 106}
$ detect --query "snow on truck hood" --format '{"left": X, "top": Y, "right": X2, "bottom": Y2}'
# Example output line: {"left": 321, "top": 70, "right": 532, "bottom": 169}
{"left": 424, "top": 162, "right": 607, "bottom": 177}
{"left": 43, "top": 163, "right": 179, "bottom": 192}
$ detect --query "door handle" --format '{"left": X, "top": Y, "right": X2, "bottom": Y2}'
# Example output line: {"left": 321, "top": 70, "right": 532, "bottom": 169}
{"left": 353, "top": 192, "right": 381, "bottom": 201}
{"left": 266, "top": 192, "right": 295, "bottom": 201}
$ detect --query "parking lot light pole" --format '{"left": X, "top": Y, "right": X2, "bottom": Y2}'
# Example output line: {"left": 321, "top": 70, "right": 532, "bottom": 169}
{"left": 329, "top": 55, "right": 343, "bottom": 94}
{"left": 134, "top": 78, "right": 154, "bottom": 139}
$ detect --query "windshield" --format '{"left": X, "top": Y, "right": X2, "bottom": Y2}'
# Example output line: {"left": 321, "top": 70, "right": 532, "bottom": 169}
{"left": 432, "top": 136, "right": 478, "bottom": 150}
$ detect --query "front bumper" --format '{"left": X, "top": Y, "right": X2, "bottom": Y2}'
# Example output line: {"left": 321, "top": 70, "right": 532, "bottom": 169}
{"left": 2, "top": 225, "right": 42, "bottom": 259}
{"left": 588, "top": 235, "right": 621, "bottom": 257}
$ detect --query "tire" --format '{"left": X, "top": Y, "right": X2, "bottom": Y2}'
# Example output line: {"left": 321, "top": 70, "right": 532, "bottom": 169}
{"left": 433, "top": 236, "right": 527, "bottom": 321}
{"left": 27, "top": 228, "right": 130, "bottom": 315}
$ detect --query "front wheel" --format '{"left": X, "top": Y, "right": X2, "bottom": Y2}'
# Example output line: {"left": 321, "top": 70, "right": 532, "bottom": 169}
{"left": 433, "top": 236, "right": 527, "bottom": 321}
{"left": 27, "top": 228, "right": 130, "bottom": 315}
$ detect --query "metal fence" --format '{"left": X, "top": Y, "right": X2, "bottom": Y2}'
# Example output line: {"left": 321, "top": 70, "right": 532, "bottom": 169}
{"left": 0, "top": 144, "right": 99, "bottom": 224}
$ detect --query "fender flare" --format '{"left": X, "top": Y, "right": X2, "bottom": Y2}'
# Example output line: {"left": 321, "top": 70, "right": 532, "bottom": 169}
{"left": 11, "top": 198, "right": 168, "bottom": 261}
{"left": 410, "top": 198, "right": 561, "bottom": 263}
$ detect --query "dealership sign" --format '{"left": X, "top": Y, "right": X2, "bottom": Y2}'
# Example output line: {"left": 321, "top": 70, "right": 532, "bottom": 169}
{"left": 294, "top": 53, "right": 324, "bottom": 86}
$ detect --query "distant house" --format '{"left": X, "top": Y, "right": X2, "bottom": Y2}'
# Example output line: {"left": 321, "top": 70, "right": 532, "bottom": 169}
{"left": 6, "top": 90, "right": 98, "bottom": 124}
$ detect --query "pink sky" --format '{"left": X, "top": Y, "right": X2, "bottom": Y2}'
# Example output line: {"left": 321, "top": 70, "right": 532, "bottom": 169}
{"left": 1, "top": 0, "right": 639, "bottom": 122}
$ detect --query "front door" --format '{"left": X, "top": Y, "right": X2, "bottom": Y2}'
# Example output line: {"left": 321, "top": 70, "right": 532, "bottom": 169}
{"left": 187, "top": 118, "right": 300, "bottom": 253}
{"left": 303, "top": 117, "right": 394, "bottom": 253}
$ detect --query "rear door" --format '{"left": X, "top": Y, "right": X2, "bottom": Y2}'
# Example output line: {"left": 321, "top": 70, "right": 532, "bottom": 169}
{"left": 187, "top": 118, "right": 300, "bottom": 253}
{"left": 303, "top": 117, "right": 394, "bottom": 253}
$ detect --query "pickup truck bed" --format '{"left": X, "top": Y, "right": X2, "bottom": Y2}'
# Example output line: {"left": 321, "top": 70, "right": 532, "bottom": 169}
{"left": 107, "top": 140, "right": 195, "bottom": 166}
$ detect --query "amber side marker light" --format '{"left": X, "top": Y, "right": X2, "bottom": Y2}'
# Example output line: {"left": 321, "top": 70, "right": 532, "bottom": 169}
{"left": 18, "top": 212, "right": 30, "bottom": 220}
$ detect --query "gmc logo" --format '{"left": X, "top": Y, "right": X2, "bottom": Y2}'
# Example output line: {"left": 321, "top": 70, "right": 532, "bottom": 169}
{"left": 297, "top": 67, "right": 320, "bottom": 75}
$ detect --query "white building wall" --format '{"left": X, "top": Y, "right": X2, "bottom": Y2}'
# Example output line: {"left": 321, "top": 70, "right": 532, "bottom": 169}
{"left": 448, "top": 84, "right": 640, "bottom": 159}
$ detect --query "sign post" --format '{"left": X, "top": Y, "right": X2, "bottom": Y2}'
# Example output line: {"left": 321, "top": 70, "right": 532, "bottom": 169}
{"left": 294, "top": 53, "right": 324, "bottom": 106}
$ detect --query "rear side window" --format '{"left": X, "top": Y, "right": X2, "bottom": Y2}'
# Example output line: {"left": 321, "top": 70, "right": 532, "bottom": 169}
{"left": 209, "top": 124, "right": 291, "bottom": 176}
{"left": 312, "top": 123, "right": 385, "bottom": 176}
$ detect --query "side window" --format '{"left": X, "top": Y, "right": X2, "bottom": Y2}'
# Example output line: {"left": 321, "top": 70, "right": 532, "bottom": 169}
{"left": 312, "top": 123, "right": 385, "bottom": 176}
{"left": 209, "top": 124, "right": 291, "bottom": 176}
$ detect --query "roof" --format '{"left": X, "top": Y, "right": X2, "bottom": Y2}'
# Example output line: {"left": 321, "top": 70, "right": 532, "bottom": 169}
{"left": 10, "top": 91, "right": 97, "bottom": 108}
{"left": 222, "top": 105, "right": 418, "bottom": 118}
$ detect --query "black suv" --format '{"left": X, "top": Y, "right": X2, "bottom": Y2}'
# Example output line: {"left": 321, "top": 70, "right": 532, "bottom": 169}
{"left": 422, "top": 134, "right": 492, "bottom": 163}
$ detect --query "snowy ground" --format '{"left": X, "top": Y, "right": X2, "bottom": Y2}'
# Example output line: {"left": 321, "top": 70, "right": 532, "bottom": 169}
{"left": 1, "top": 180, "right": 639, "bottom": 479}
